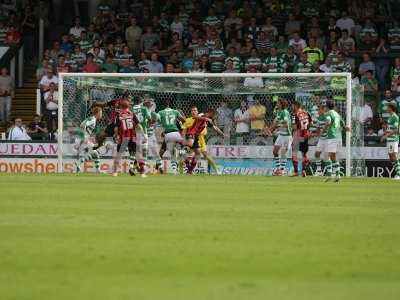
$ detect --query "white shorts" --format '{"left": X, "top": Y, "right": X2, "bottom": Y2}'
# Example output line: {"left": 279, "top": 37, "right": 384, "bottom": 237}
{"left": 165, "top": 131, "right": 184, "bottom": 144}
{"left": 315, "top": 139, "right": 327, "bottom": 153}
{"left": 387, "top": 141, "right": 399, "bottom": 154}
{"left": 274, "top": 135, "right": 293, "bottom": 156}
{"left": 148, "top": 134, "right": 158, "bottom": 149}
{"left": 326, "top": 139, "right": 339, "bottom": 153}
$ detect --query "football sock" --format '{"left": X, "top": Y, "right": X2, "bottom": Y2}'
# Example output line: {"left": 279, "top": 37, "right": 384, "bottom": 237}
{"left": 315, "top": 159, "right": 322, "bottom": 172}
{"left": 332, "top": 160, "right": 340, "bottom": 177}
{"left": 292, "top": 159, "right": 298, "bottom": 173}
{"left": 326, "top": 160, "right": 332, "bottom": 177}
{"left": 207, "top": 157, "right": 218, "bottom": 173}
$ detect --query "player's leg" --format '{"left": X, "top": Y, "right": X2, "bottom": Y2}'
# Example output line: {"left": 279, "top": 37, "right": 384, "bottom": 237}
{"left": 273, "top": 136, "right": 283, "bottom": 176}
{"left": 164, "top": 131, "right": 183, "bottom": 174}
{"left": 148, "top": 134, "right": 163, "bottom": 173}
{"left": 291, "top": 136, "right": 299, "bottom": 176}
{"left": 112, "top": 139, "right": 128, "bottom": 176}
{"left": 325, "top": 139, "right": 338, "bottom": 181}
{"left": 314, "top": 139, "right": 323, "bottom": 176}
{"left": 131, "top": 140, "right": 147, "bottom": 177}
{"left": 388, "top": 142, "right": 400, "bottom": 179}
{"left": 300, "top": 139, "right": 310, "bottom": 177}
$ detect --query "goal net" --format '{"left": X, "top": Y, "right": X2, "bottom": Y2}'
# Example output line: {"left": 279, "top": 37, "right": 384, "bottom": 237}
{"left": 57, "top": 73, "right": 365, "bottom": 176}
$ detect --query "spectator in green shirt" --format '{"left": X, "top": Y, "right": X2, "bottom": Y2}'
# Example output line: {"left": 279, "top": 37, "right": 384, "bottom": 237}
{"left": 303, "top": 38, "right": 324, "bottom": 64}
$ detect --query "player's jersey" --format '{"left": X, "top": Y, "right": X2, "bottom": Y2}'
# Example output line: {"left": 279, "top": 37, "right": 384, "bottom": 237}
{"left": 184, "top": 117, "right": 207, "bottom": 136}
{"left": 80, "top": 116, "right": 97, "bottom": 141}
{"left": 132, "top": 104, "right": 151, "bottom": 133}
{"left": 316, "top": 114, "right": 328, "bottom": 140}
{"left": 386, "top": 112, "right": 399, "bottom": 142}
{"left": 325, "top": 110, "right": 341, "bottom": 139}
{"left": 293, "top": 109, "right": 312, "bottom": 138}
{"left": 115, "top": 109, "right": 139, "bottom": 143}
{"left": 158, "top": 108, "right": 182, "bottom": 133}
{"left": 187, "top": 118, "right": 212, "bottom": 137}
{"left": 276, "top": 109, "right": 292, "bottom": 136}
{"left": 147, "top": 111, "right": 159, "bottom": 137}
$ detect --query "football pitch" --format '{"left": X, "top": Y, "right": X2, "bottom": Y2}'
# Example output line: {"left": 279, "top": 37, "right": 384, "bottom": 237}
{"left": 0, "top": 174, "right": 399, "bottom": 300}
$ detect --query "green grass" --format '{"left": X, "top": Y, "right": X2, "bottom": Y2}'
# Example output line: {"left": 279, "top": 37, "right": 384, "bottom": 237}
{"left": 0, "top": 174, "right": 400, "bottom": 300}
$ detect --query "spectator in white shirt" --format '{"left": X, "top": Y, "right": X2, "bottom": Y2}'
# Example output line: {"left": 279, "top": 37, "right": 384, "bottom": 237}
{"left": 359, "top": 102, "right": 373, "bottom": 126}
{"left": 44, "top": 82, "right": 58, "bottom": 135}
{"left": 69, "top": 17, "right": 85, "bottom": 41}
{"left": 335, "top": 11, "right": 355, "bottom": 35}
{"left": 288, "top": 32, "right": 307, "bottom": 53}
{"left": 39, "top": 68, "right": 58, "bottom": 93}
{"left": 234, "top": 100, "right": 250, "bottom": 144}
{"left": 7, "top": 118, "right": 31, "bottom": 140}
{"left": 244, "top": 66, "right": 264, "bottom": 88}
{"left": 170, "top": 15, "right": 184, "bottom": 39}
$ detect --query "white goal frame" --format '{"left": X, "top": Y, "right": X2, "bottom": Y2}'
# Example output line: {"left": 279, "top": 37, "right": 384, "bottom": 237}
{"left": 57, "top": 72, "right": 353, "bottom": 176}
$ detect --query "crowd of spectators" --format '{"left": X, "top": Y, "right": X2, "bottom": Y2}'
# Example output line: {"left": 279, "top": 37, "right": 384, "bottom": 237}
{"left": 3, "top": 0, "right": 400, "bottom": 143}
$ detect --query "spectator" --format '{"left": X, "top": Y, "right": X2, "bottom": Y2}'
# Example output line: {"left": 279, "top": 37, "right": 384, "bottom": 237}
{"left": 338, "top": 30, "right": 355, "bottom": 55}
{"left": 119, "top": 58, "right": 139, "bottom": 73}
{"left": 193, "top": 37, "right": 209, "bottom": 59}
{"left": 285, "top": 13, "right": 302, "bottom": 38}
{"left": 264, "top": 47, "right": 286, "bottom": 73}
{"left": 244, "top": 66, "right": 264, "bottom": 88}
{"left": 255, "top": 31, "right": 271, "bottom": 56}
{"left": 294, "top": 53, "right": 313, "bottom": 72}
{"left": 140, "top": 26, "right": 160, "bottom": 52}
{"left": 181, "top": 50, "right": 194, "bottom": 71}
{"left": 366, "top": 128, "right": 377, "bottom": 137}
{"left": 224, "top": 10, "right": 243, "bottom": 39}
{"left": 39, "top": 68, "right": 58, "bottom": 92}
{"left": 69, "top": 17, "right": 85, "bottom": 41}
{"left": 78, "top": 31, "right": 93, "bottom": 53}
{"left": 248, "top": 98, "right": 266, "bottom": 137}
{"left": 390, "top": 58, "right": 400, "bottom": 93}
{"left": 82, "top": 54, "right": 101, "bottom": 73}
{"left": 43, "top": 83, "right": 58, "bottom": 136}
{"left": 335, "top": 11, "right": 355, "bottom": 35}
{"left": 374, "top": 38, "right": 390, "bottom": 90}
{"left": 56, "top": 55, "right": 70, "bottom": 74}
{"left": 125, "top": 17, "right": 142, "bottom": 56}
{"left": 0, "top": 67, "right": 13, "bottom": 124}
{"left": 71, "top": 45, "right": 86, "bottom": 71}
{"left": 289, "top": 32, "right": 307, "bottom": 54}
{"left": 388, "top": 25, "right": 400, "bottom": 51}
{"left": 5, "top": 24, "right": 21, "bottom": 45}
{"left": 361, "top": 70, "right": 379, "bottom": 105}
{"left": 303, "top": 38, "right": 324, "bottom": 64}
{"left": 0, "top": 20, "right": 8, "bottom": 43}
{"left": 359, "top": 102, "right": 373, "bottom": 126}
{"left": 281, "top": 46, "right": 298, "bottom": 72}
{"left": 216, "top": 100, "right": 233, "bottom": 145}
{"left": 137, "top": 52, "right": 150, "bottom": 71}
{"left": 7, "top": 118, "right": 31, "bottom": 140}
{"left": 209, "top": 41, "right": 226, "bottom": 73}
{"left": 102, "top": 55, "right": 119, "bottom": 73}
{"left": 358, "top": 53, "right": 375, "bottom": 77}
{"left": 262, "top": 17, "right": 278, "bottom": 40}
{"left": 27, "top": 114, "right": 48, "bottom": 140}
{"left": 36, "top": 59, "right": 50, "bottom": 81}
{"left": 225, "top": 47, "right": 242, "bottom": 72}
{"left": 147, "top": 53, "right": 164, "bottom": 73}
{"left": 245, "top": 48, "right": 262, "bottom": 71}
{"left": 60, "top": 34, "right": 73, "bottom": 54}
{"left": 170, "top": 15, "right": 184, "bottom": 39}
{"left": 244, "top": 17, "right": 261, "bottom": 41}
{"left": 234, "top": 100, "right": 250, "bottom": 144}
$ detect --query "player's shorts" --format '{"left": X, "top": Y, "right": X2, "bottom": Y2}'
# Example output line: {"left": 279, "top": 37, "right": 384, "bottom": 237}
{"left": 147, "top": 133, "right": 158, "bottom": 149}
{"left": 315, "top": 138, "right": 327, "bottom": 153}
{"left": 165, "top": 131, "right": 184, "bottom": 144}
{"left": 292, "top": 136, "right": 309, "bottom": 154}
{"left": 198, "top": 134, "right": 207, "bottom": 152}
{"left": 387, "top": 141, "right": 399, "bottom": 154}
{"left": 326, "top": 139, "right": 339, "bottom": 153}
{"left": 274, "top": 135, "right": 293, "bottom": 156}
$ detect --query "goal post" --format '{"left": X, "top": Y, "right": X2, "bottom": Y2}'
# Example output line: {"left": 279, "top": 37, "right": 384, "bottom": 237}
{"left": 57, "top": 72, "right": 364, "bottom": 176}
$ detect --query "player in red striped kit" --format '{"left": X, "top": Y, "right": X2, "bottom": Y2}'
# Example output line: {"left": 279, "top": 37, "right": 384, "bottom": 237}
{"left": 104, "top": 93, "right": 132, "bottom": 137}
{"left": 112, "top": 99, "right": 146, "bottom": 177}
{"left": 291, "top": 101, "right": 312, "bottom": 176}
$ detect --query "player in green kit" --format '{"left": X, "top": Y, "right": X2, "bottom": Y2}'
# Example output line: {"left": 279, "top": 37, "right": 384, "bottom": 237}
{"left": 158, "top": 100, "right": 186, "bottom": 174}
{"left": 381, "top": 103, "right": 400, "bottom": 180}
{"left": 313, "top": 105, "right": 328, "bottom": 176}
{"left": 143, "top": 98, "right": 163, "bottom": 173}
{"left": 131, "top": 96, "right": 152, "bottom": 175}
{"left": 74, "top": 106, "right": 106, "bottom": 173}
{"left": 265, "top": 98, "right": 292, "bottom": 176}
{"left": 323, "top": 100, "right": 342, "bottom": 181}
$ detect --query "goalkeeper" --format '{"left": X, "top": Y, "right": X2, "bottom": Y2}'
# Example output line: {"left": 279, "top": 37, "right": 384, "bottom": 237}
{"left": 74, "top": 106, "right": 106, "bottom": 173}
